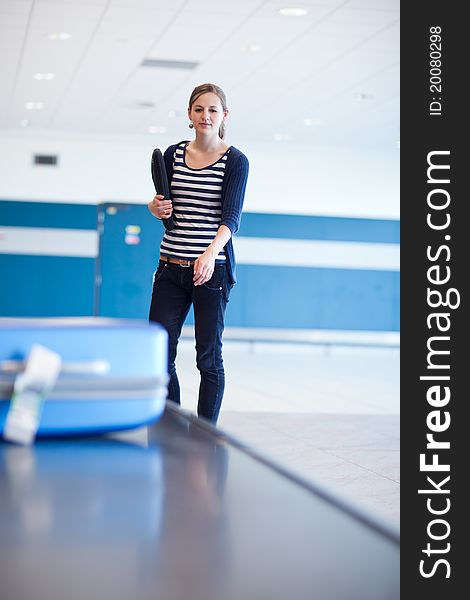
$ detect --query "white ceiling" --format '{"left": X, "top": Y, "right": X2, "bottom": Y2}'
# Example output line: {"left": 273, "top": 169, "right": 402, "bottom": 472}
{"left": 0, "top": 0, "right": 399, "bottom": 148}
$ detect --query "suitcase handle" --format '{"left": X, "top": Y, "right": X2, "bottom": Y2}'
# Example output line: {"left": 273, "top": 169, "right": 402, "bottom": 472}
{"left": 1, "top": 359, "right": 110, "bottom": 375}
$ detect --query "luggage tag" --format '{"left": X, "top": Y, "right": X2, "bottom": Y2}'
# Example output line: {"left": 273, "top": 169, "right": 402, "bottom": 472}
{"left": 4, "top": 344, "right": 62, "bottom": 445}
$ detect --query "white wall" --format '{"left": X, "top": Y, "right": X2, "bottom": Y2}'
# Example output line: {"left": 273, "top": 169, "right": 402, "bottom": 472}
{"left": 0, "top": 131, "right": 399, "bottom": 219}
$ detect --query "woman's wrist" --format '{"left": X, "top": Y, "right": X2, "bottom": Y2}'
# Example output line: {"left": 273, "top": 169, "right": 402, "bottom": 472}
{"left": 206, "top": 245, "right": 218, "bottom": 258}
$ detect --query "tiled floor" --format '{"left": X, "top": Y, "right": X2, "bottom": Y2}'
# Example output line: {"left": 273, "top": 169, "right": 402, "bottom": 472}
{"left": 175, "top": 339, "right": 400, "bottom": 530}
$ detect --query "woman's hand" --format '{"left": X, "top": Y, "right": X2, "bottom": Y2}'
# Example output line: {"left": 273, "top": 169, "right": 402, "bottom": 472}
{"left": 148, "top": 194, "right": 173, "bottom": 219}
{"left": 193, "top": 249, "right": 216, "bottom": 286}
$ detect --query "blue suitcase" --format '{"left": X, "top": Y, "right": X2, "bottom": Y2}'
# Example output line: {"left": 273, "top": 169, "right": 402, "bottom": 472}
{"left": 0, "top": 318, "right": 168, "bottom": 443}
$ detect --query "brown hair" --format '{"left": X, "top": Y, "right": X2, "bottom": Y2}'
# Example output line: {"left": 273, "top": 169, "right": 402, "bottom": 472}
{"left": 188, "top": 83, "right": 228, "bottom": 140}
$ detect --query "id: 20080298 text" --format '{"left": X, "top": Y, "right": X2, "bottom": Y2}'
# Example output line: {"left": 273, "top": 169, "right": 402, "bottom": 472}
{"left": 429, "top": 26, "right": 443, "bottom": 116}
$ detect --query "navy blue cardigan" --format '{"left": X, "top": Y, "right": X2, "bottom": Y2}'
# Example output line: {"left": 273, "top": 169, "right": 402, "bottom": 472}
{"left": 162, "top": 141, "right": 249, "bottom": 285}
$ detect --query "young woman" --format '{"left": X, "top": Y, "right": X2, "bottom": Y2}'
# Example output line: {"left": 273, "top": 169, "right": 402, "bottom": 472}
{"left": 148, "top": 83, "right": 249, "bottom": 424}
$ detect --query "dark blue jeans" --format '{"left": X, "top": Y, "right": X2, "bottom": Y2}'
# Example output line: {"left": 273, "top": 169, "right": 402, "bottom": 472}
{"left": 148, "top": 261, "right": 232, "bottom": 424}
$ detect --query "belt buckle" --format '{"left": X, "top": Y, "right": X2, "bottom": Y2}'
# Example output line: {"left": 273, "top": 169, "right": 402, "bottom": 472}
{"left": 180, "top": 259, "right": 191, "bottom": 268}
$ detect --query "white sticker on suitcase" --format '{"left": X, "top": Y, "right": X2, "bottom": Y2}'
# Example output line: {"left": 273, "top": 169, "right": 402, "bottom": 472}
{"left": 4, "top": 344, "right": 62, "bottom": 445}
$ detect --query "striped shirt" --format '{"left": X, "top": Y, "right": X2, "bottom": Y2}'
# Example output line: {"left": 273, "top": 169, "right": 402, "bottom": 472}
{"left": 160, "top": 141, "right": 229, "bottom": 261}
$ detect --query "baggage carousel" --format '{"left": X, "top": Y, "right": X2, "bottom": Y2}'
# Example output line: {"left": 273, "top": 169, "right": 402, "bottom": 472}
{"left": 0, "top": 403, "right": 399, "bottom": 600}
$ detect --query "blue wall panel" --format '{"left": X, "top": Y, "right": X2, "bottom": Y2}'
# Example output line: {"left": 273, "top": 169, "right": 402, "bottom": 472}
{"left": 0, "top": 200, "right": 400, "bottom": 332}
{"left": 0, "top": 200, "right": 96, "bottom": 229}
{"left": 96, "top": 203, "right": 161, "bottom": 318}
{"left": 238, "top": 213, "right": 400, "bottom": 243}
{"left": 226, "top": 265, "right": 399, "bottom": 331}
{"left": 0, "top": 200, "right": 97, "bottom": 317}
{"left": 0, "top": 255, "right": 95, "bottom": 317}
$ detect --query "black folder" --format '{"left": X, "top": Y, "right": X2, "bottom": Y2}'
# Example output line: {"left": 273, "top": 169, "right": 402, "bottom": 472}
{"left": 151, "top": 148, "right": 174, "bottom": 231}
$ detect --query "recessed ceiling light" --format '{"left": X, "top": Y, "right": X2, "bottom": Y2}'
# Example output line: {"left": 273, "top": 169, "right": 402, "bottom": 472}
{"left": 34, "top": 73, "right": 55, "bottom": 81}
{"left": 47, "top": 32, "right": 72, "bottom": 41}
{"left": 273, "top": 133, "right": 292, "bottom": 142}
{"left": 25, "top": 102, "right": 44, "bottom": 110}
{"left": 278, "top": 7, "right": 308, "bottom": 17}
{"left": 148, "top": 126, "right": 167, "bottom": 134}
{"left": 241, "top": 43, "right": 261, "bottom": 53}
{"left": 303, "top": 117, "right": 323, "bottom": 127}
